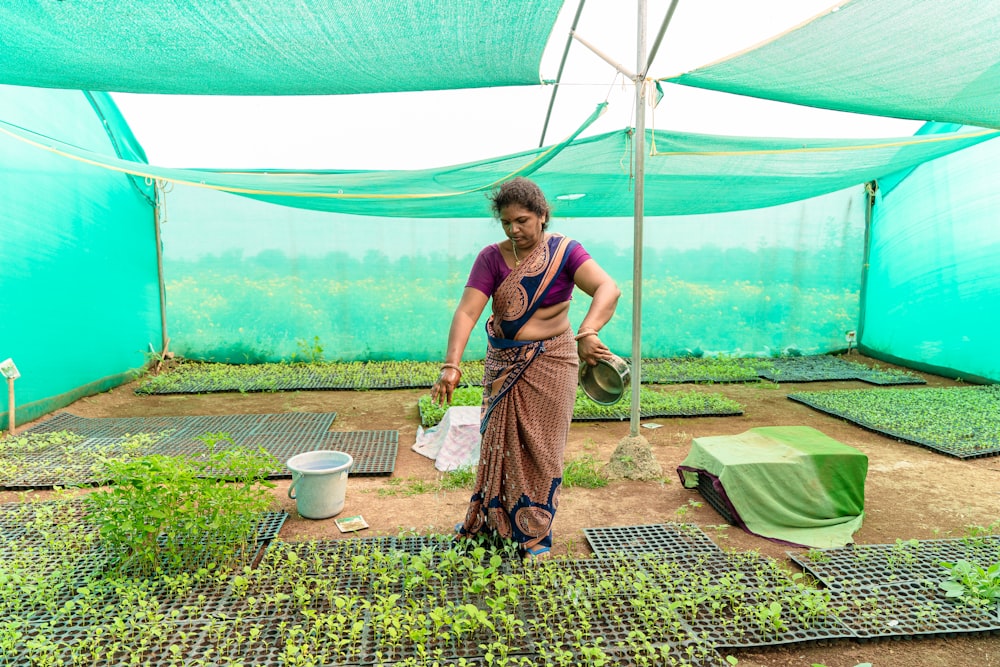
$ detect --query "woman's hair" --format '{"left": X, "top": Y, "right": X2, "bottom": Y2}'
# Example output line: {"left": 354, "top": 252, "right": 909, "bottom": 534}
{"left": 489, "top": 177, "right": 550, "bottom": 229}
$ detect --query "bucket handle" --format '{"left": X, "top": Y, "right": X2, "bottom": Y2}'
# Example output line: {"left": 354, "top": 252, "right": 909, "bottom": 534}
{"left": 288, "top": 473, "right": 300, "bottom": 500}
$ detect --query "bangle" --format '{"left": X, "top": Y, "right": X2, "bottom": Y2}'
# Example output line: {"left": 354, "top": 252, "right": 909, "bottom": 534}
{"left": 440, "top": 363, "right": 462, "bottom": 375}
{"left": 574, "top": 329, "right": 598, "bottom": 342}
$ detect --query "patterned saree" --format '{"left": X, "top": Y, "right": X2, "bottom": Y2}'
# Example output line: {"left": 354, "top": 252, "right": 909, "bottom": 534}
{"left": 458, "top": 234, "right": 580, "bottom": 552}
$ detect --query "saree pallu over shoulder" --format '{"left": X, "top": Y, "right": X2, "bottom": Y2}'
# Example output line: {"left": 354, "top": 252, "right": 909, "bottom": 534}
{"left": 490, "top": 234, "right": 579, "bottom": 341}
{"left": 481, "top": 232, "right": 577, "bottom": 431}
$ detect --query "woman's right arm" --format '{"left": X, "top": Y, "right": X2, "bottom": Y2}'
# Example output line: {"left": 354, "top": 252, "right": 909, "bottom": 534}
{"left": 431, "top": 287, "right": 489, "bottom": 404}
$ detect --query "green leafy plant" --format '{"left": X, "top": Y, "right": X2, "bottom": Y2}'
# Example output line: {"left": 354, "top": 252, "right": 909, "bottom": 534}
{"left": 674, "top": 499, "right": 703, "bottom": 518}
{"left": 85, "top": 435, "right": 278, "bottom": 574}
{"left": 805, "top": 548, "right": 831, "bottom": 563}
{"left": 294, "top": 336, "right": 325, "bottom": 363}
{"left": 417, "top": 386, "right": 482, "bottom": 426}
{"left": 378, "top": 467, "right": 476, "bottom": 497}
{"left": 939, "top": 559, "right": 1000, "bottom": 607}
{"left": 562, "top": 455, "right": 608, "bottom": 489}
{"left": 440, "top": 466, "right": 476, "bottom": 490}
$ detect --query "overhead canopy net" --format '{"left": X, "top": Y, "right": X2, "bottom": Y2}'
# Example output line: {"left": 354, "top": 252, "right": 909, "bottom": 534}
{"left": 861, "top": 124, "right": 1000, "bottom": 383}
{"left": 2, "top": 110, "right": 996, "bottom": 217}
{"left": 663, "top": 0, "right": 1000, "bottom": 130}
{"left": 0, "top": 0, "right": 561, "bottom": 95}
{"left": 0, "top": 85, "right": 159, "bottom": 430}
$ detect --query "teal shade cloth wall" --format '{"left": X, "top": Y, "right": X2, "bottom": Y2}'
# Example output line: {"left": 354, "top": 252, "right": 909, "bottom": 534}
{"left": 0, "top": 85, "right": 160, "bottom": 429}
{"left": 160, "top": 183, "right": 866, "bottom": 363}
{"left": 0, "top": 0, "right": 561, "bottom": 95}
{"left": 663, "top": 0, "right": 1000, "bottom": 130}
{"left": 2, "top": 112, "right": 997, "bottom": 218}
{"left": 861, "top": 127, "right": 1000, "bottom": 383}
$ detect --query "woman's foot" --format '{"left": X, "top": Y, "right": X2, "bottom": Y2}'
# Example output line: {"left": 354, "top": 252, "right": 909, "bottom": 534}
{"left": 521, "top": 544, "right": 552, "bottom": 563}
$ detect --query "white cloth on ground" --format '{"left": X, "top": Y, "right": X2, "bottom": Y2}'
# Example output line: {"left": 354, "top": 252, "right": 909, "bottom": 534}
{"left": 412, "top": 406, "right": 481, "bottom": 472}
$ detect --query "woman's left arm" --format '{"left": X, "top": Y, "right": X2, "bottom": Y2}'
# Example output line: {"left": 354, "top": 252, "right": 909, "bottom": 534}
{"left": 573, "top": 259, "right": 621, "bottom": 365}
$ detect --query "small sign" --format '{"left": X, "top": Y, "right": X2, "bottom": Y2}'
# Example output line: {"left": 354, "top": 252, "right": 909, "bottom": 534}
{"left": 334, "top": 515, "right": 369, "bottom": 533}
{"left": 0, "top": 358, "right": 19, "bottom": 380}
{"left": 845, "top": 331, "right": 857, "bottom": 343}
{"left": 641, "top": 422, "right": 663, "bottom": 430}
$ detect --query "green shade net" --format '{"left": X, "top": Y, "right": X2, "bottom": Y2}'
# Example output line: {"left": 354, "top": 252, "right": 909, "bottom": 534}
{"left": 159, "top": 184, "right": 866, "bottom": 363}
{"left": 0, "top": 85, "right": 160, "bottom": 430}
{"left": 678, "top": 426, "right": 868, "bottom": 549}
{"left": 6, "top": 95, "right": 994, "bottom": 366}
{"left": 860, "top": 124, "right": 1000, "bottom": 384}
{"left": 663, "top": 0, "right": 1000, "bottom": 129}
{"left": 0, "top": 0, "right": 561, "bottom": 95}
{"left": 2, "top": 110, "right": 996, "bottom": 217}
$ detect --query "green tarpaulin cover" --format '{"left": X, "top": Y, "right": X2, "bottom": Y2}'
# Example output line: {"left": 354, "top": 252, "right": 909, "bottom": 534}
{"left": 678, "top": 426, "right": 867, "bottom": 548}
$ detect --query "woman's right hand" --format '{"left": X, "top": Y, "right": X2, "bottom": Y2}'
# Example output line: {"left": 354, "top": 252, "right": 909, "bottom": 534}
{"left": 577, "top": 333, "right": 613, "bottom": 367}
{"left": 431, "top": 367, "right": 462, "bottom": 405}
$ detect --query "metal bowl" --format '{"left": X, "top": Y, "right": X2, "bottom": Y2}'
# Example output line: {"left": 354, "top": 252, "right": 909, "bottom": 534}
{"left": 579, "top": 354, "right": 630, "bottom": 405}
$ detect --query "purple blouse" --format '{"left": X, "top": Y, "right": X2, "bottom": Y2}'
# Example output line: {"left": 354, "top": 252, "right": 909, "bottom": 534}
{"left": 465, "top": 242, "right": 592, "bottom": 306}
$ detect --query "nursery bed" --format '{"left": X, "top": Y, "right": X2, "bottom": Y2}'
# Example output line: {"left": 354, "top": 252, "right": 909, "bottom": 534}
{"left": 134, "top": 355, "right": 926, "bottom": 396}
{"left": 788, "top": 385, "right": 1000, "bottom": 459}
{"left": 134, "top": 360, "right": 487, "bottom": 394}
{"left": 21, "top": 411, "right": 340, "bottom": 440}
{"left": 417, "top": 386, "right": 744, "bottom": 427}
{"left": 758, "top": 355, "right": 926, "bottom": 385}
{"left": 639, "top": 357, "right": 766, "bottom": 384}
{"left": 789, "top": 537, "right": 1000, "bottom": 640}
{"left": 0, "top": 415, "right": 397, "bottom": 488}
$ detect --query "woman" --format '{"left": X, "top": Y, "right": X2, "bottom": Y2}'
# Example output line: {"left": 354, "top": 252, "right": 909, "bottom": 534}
{"left": 431, "top": 177, "right": 620, "bottom": 560}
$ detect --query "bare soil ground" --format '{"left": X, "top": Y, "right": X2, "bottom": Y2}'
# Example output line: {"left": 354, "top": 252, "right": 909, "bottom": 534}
{"left": 5, "top": 353, "right": 999, "bottom": 667}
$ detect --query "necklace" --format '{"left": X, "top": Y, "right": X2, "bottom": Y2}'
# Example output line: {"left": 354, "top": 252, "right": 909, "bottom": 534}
{"left": 511, "top": 239, "right": 540, "bottom": 267}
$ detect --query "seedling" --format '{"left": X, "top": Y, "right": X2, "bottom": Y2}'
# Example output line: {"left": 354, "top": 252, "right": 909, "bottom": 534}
{"left": 939, "top": 560, "right": 1000, "bottom": 607}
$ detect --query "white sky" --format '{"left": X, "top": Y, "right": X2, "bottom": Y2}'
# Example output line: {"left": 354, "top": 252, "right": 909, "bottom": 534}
{"left": 112, "top": 0, "right": 922, "bottom": 170}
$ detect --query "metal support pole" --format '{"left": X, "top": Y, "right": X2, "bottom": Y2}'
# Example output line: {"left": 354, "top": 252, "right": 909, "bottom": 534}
{"left": 153, "top": 183, "right": 169, "bottom": 353}
{"left": 570, "top": 30, "right": 638, "bottom": 80}
{"left": 629, "top": 0, "right": 648, "bottom": 437}
{"left": 6, "top": 377, "right": 14, "bottom": 435}
{"left": 539, "top": 0, "right": 588, "bottom": 147}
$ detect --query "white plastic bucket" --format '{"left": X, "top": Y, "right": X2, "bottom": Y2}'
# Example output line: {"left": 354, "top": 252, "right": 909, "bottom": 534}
{"left": 286, "top": 450, "right": 354, "bottom": 519}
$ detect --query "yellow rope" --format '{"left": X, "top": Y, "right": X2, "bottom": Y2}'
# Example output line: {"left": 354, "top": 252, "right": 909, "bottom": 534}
{"left": 650, "top": 128, "right": 999, "bottom": 157}
{"left": 0, "top": 110, "right": 601, "bottom": 202}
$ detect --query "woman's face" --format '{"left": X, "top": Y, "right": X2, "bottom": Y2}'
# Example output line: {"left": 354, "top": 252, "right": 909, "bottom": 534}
{"left": 500, "top": 204, "right": 545, "bottom": 250}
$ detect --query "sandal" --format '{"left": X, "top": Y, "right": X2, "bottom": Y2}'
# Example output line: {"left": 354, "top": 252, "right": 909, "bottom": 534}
{"left": 521, "top": 544, "right": 552, "bottom": 563}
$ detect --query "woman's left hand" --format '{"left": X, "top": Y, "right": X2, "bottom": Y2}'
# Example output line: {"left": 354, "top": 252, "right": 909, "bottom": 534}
{"left": 577, "top": 334, "right": 613, "bottom": 366}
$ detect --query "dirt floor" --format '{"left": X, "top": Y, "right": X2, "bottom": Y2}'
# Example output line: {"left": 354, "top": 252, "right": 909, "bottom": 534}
{"left": 5, "top": 353, "right": 999, "bottom": 667}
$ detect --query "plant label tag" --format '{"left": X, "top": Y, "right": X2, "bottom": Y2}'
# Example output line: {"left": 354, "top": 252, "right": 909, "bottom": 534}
{"left": 0, "top": 358, "right": 19, "bottom": 380}
{"left": 334, "top": 515, "right": 369, "bottom": 533}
